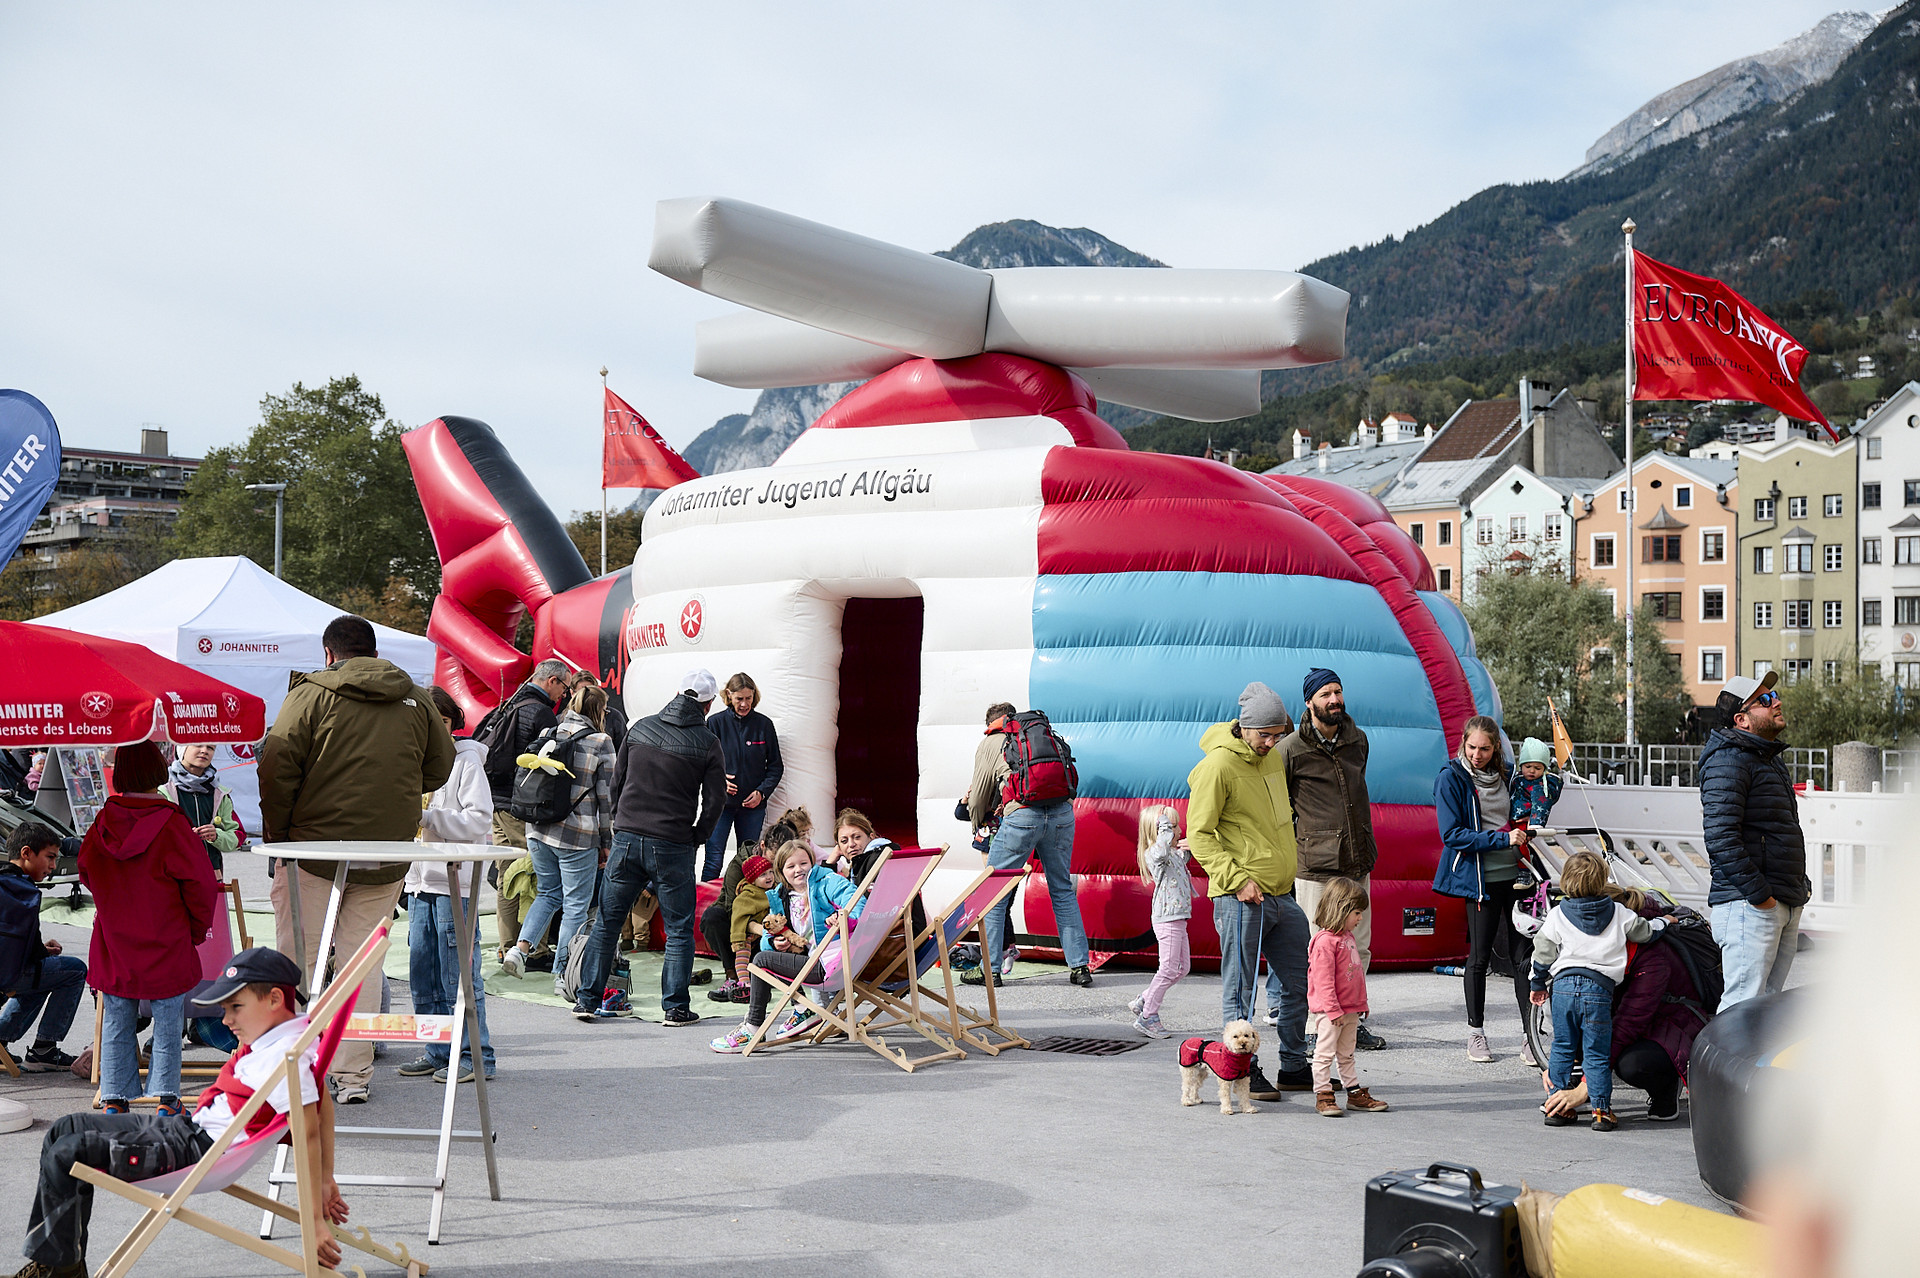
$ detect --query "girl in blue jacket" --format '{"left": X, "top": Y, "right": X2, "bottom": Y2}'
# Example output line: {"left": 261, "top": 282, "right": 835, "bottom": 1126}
{"left": 1432, "top": 715, "right": 1536, "bottom": 1067}
{"left": 711, "top": 843, "right": 865, "bottom": 1053}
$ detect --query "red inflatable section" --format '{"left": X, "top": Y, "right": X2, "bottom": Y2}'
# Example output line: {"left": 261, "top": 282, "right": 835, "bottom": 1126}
{"left": 811, "top": 353, "right": 1129, "bottom": 450}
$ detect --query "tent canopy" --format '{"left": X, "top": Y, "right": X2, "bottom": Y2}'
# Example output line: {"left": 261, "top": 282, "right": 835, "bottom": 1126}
{"left": 31, "top": 556, "right": 436, "bottom": 674}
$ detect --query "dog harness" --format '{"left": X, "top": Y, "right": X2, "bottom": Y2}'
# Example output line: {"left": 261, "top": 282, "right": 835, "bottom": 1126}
{"left": 1179, "top": 1036, "right": 1252, "bottom": 1081}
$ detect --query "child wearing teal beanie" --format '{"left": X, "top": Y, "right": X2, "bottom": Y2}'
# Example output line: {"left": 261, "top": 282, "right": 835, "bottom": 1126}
{"left": 1509, "top": 737, "right": 1562, "bottom": 830}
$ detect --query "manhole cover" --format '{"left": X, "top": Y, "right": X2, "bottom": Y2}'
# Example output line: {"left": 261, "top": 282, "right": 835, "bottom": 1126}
{"left": 1025, "top": 1035, "right": 1147, "bottom": 1056}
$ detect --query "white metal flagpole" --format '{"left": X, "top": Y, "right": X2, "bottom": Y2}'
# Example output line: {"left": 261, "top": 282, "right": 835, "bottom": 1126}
{"left": 599, "top": 366, "right": 609, "bottom": 577}
{"left": 1622, "top": 218, "right": 1637, "bottom": 748}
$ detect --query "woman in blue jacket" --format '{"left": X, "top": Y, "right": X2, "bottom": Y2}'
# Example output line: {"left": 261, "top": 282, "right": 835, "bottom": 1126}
{"left": 1432, "top": 715, "right": 1535, "bottom": 1066}
{"left": 703, "top": 673, "right": 785, "bottom": 882}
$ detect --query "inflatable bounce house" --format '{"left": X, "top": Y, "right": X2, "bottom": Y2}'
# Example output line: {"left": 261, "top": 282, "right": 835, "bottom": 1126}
{"left": 403, "top": 198, "right": 1500, "bottom": 968}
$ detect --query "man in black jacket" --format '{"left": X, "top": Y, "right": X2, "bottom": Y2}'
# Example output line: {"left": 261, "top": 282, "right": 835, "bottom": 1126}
{"left": 476, "top": 658, "right": 569, "bottom": 849}
{"left": 702, "top": 673, "right": 784, "bottom": 881}
{"left": 1700, "top": 671, "right": 1808, "bottom": 1008}
{"left": 572, "top": 668, "right": 726, "bottom": 1027}
{"left": 1, "top": 823, "right": 86, "bottom": 1071}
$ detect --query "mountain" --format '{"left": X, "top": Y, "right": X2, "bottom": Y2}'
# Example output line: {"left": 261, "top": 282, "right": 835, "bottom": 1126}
{"left": 1572, "top": 10, "right": 1881, "bottom": 176}
{"left": 1296, "top": 2, "right": 1920, "bottom": 369}
{"left": 676, "top": 222, "right": 1166, "bottom": 472}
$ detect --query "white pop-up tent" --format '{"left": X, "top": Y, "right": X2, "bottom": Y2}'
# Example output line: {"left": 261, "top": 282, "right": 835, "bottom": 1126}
{"left": 31, "top": 556, "right": 437, "bottom": 835}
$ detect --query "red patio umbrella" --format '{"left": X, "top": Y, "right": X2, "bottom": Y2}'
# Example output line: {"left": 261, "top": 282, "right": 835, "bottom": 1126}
{"left": 0, "top": 619, "right": 267, "bottom": 746}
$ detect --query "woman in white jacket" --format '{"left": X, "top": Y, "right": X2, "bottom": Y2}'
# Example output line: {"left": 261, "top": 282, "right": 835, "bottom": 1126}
{"left": 401, "top": 687, "right": 497, "bottom": 1084}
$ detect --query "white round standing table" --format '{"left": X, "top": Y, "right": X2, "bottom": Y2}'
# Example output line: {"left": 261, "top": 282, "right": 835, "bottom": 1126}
{"left": 251, "top": 841, "right": 520, "bottom": 1245}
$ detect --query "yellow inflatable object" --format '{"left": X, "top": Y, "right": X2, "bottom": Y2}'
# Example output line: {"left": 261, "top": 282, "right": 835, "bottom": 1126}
{"left": 1550, "top": 1184, "right": 1760, "bottom": 1278}
{"left": 515, "top": 751, "right": 573, "bottom": 775}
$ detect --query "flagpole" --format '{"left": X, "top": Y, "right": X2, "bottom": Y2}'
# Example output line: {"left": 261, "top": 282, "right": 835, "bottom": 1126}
{"left": 1622, "top": 218, "right": 1637, "bottom": 749}
{"left": 599, "top": 366, "right": 609, "bottom": 577}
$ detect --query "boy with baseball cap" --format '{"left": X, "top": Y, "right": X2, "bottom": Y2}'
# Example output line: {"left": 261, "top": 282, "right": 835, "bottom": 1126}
{"left": 13, "top": 948, "right": 349, "bottom": 1278}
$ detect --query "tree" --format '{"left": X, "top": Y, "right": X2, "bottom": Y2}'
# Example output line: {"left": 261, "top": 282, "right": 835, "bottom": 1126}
{"left": 172, "top": 376, "right": 438, "bottom": 610}
{"left": 1775, "top": 657, "right": 1913, "bottom": 756}
{"left": 563, "top": 507, "right": 645, "bottom": 576}
{"left": 1464, "top": 557, "right": 1688, "bottom": 744}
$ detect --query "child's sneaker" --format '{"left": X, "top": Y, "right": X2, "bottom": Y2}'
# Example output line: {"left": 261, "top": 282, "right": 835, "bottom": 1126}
{"left": 1133, "top": 1012, "right": 1170, "bottom": 1039}
{"left": 1592, "top": 1108, "right": 1618, "bottom": 1132}
{"left": 100, "top": 1099, "right": 129, "bottom": 1115}
{"left": 500, "top": 946, "right": 527, "bottom": 979}
{"left": 1315, "top": 1089, "right": 1343, "bottom": 1117}
{"left": 730, "top": 980, "right": 752, "bottom": 1004}
{"left": 768, "top": 1006, "right": 822, "bottom": 1042}
{"left": 708, "top": 979, "right": 740, "bottom": 1003}
{"left": 1127, "top": 995, "right": 1145, "bottom": 1016}
{"left": 1345, "top": 1086, "right": 1390, "bottom": 1112}
{"left": 710, "top": 1023, "right": 754, "bottom": 1054}
{"left": 594, "top": 989, "right": 633, "bottom": 1019}
{"left": 154, "top": 1095, "right": 185, "bottom": 1118}
{"left": 999, "top": 945, "right": 1020, "bottom": 976}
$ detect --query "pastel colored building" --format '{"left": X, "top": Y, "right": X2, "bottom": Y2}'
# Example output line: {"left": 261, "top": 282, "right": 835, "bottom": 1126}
{"left": 1735, "top": 429, "right": 1857, "bottom": 684}
{"left": 1852, "top": 382, "right": 1920, "bottom": 682}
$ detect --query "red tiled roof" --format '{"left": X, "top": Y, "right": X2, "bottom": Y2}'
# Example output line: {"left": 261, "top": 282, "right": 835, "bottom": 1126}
{"left": 1420, "top": 399, "right": 1521, "bottom": 463}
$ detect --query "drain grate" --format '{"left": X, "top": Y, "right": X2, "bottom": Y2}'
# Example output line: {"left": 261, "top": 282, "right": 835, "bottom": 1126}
{"left": 1025, "top": 1035, "right": 1148, "bottom": 1057}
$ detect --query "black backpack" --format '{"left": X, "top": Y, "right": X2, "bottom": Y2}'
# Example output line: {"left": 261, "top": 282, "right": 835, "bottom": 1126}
{"left": 1655, "top": 913, "right": 1725, "bottom": 1023}
{"left": 508, "top": 725, "right": 593, "bottom": 825}
{"left": 479, "top": 689, "right": 552, "bottom": 790}
{"left": 0, "top": 872, "right": 43, "bottom": 992}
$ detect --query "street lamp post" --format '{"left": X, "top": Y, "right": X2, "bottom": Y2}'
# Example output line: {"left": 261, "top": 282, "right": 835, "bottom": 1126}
{"left": 245, "top": 483, "right": 288, "bottom": 577}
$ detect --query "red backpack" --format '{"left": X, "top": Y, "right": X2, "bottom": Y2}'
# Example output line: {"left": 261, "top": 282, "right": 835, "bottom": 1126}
{"left": 996, "top": 710, "right": 1078, "bottom": 806}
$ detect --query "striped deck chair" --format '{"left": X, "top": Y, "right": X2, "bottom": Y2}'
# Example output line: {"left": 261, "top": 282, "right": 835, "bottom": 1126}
{"left": 71, "top": 924, "right": 428, "bottom": 1278}
{"left": 851, "top": 865, "right": 1032, "bottom": 1056}
{"left": 743, "top": 846, "right": 962, "bottom": 1072}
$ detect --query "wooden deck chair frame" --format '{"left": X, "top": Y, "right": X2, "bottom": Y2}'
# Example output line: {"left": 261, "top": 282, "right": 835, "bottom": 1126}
{"left": 742, "top": 847, "right": 963, "bottom": 1073}
{"left": 71, "top": 923, "right": 427, "bottom": 1278}
{"left": 0, "top": 1026, "right": 18, "bottom": 1076}
{"left": 90, "top": 877, "right": 253, "bottom": 1107}
{"left": 850, "top": 865, "right": 1031, "bottom": 1056}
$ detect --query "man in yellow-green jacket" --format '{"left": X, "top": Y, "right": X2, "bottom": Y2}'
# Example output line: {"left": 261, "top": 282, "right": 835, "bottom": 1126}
{"left": 1186, "top": 681, "right": 1312, "bottom": 1097}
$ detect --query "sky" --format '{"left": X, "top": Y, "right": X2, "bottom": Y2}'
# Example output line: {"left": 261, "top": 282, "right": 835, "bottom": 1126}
{"left": 0, "top": 1, "right": 1860, "bottom": 518}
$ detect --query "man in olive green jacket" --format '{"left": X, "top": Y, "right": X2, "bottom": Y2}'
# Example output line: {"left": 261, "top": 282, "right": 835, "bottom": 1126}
{"left": 260, "top": 615, "right": 455, "bottom": 1101}
{"left": 1186, "top": 681, "right": 1311, "bottom": 1096}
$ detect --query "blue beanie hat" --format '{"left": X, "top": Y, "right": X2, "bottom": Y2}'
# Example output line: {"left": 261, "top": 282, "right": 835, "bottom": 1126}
{"left": 1302, "top": 668, "right": 1341, "bottom": 701}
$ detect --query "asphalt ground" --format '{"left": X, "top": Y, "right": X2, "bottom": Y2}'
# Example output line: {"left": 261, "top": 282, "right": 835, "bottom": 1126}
{"left": 3, "top": 860, "right": 1806, "bottom": 1278}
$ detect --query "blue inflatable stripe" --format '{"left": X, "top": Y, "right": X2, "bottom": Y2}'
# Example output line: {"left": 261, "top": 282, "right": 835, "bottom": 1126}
{"left": 1029, "top": 571, "right": 1451, "bottom": 807}
{"left": 1418, "top": 591, "right": 1501, "bottom": 723}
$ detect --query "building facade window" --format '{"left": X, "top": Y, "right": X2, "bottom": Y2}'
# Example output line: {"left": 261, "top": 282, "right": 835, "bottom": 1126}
{"left": 1824, "top": 494, "right": 1843, "bottom": 517}
{"left": 1864, "top": 482, "right": 1882, "bottom": 509}
{"left": 1754, "top": 660, "right": 1774, "bottom": 678}
{"left": 1701, "top": 588, "right": 1725, "bottom": 620}
{"left": 1865, "top": 537, "right": 1883, "bottom": 564}
{"left": 1701, "top": 649, "right": 1724, "bottom": 681}
{"left": 1676, "top": 485, "right": 1693, "bottom": 509}
{"left": 1784, "top": 543, "right": 1814, "bottom": 573}
{"left": 1618, "top": 489, "right": 1631, "bottom": 512}
{"left": 1544, "top": 513, "right": 1564, "bottom": 541}
{"left": 1591, "top": 535, "right": 1615, "bottom": 567}
{"left": 1784, "top": 659, "right": 1812, "bottom": 682}
{"left": 1784, "top": 600, "right": 1812, "bottom": 629}
{"left": 1644, "top": 535, "right": 1681, "bottom": 562}
{"left": 1754, "top": 546, "right": 1774, "bottom": 574}
{"left": 1437, "top": 520, "right": 1453, "bottom": 546}
{"left": 1754, "top": 601, "right": 1774, "bottom": 628}
{"left": 1864, "top": 598, "right": 1883, "bottom": 626}
{"left": 1476, "top": 517, "right": 1494, "bottom": 545}
{"left": 1701, "top": 531, "right": 1725, "bottom": 561}
{"left": 1906, "top": 480, "right": 1920, "bottom": 506}
{"left": 1755, "top": 497, "right": 1776, "bottom": 521}
{"left": 1788, "top": 496, "right": 1808, "bottom": 520}
{"left": 1825, "top": 543, "right": 1844, "bottom": 571}
{"left": 1825, "top": 660, "right": 1842, "bottom": 682}
{"left": 1898, "top": 662, "right": 1920, "bottom": 688}
{"left": 1509, "top": 514, "right": 1527, "bottom": 542}
{"left": 1410, "top": 522, "right": 1424, "bottom": 545}
{"left": 1897, "top": 597, "right": 1920, "bottom": 626}
{"left": 1644, "top": 592, "right": 1682, "bottom": 619}
{"left": 1899, "top": 536, "right": 1920, "bottom": 566}
{"left": 1867, "top": 438, "right": 1883, "bottom": 460}
{"left": 1437, "top": 566, "right": 1452, "bottom": 591}
{"left": 1824, "top": 600, "right": 1844, "bottom": 628}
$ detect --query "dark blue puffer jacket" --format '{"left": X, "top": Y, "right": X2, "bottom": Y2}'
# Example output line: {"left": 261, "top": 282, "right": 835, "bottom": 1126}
{"left": 1699, "top": 727, "right": 1809, "bottom": 908}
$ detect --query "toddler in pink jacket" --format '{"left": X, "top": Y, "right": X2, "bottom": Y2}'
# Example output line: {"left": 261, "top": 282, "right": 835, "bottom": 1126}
{"left": 1307, "top": 877, "right": 1390, "bottom": 1116}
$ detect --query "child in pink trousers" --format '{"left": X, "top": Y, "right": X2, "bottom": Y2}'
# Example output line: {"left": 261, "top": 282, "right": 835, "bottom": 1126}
{"left": 1128, "top": 805, "right": 1189, "bottom": 1038}
{"left": 1307, "top": 877, "right": 1390, "bottom": 1116}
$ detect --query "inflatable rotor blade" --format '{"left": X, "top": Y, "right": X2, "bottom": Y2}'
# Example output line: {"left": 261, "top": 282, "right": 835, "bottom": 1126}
{"left": 693, "top": 310, "right": 913, "bottom": 388}
{"left": 1065, "top": 367, "right": 1261, "bottom": 422}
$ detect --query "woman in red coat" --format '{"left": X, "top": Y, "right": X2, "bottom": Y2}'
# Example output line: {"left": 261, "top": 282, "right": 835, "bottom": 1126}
{"left": 79, "top": 741, "right": 218, "bottom": 1114}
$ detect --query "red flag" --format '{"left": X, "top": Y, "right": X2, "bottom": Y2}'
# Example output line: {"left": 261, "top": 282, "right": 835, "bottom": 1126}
{"left": 1631, "top": 250, "right": 1833, "bottom": 439}
{"left": 603, "top": 388, "right": 700, "bottom": 488}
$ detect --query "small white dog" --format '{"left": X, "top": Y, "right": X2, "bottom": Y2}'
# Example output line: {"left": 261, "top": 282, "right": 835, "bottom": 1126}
{"left": 1180, "top": 1020, "right": 1261, "bottom": 1115}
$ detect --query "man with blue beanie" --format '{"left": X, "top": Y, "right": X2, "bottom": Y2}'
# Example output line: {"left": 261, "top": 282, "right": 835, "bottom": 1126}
{"left": 1279, "top": 667, "right": 1386, "bottom": 1050}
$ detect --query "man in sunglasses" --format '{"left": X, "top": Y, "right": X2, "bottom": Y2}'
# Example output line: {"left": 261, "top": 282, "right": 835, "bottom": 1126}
{"left": 1700, "top": 671, "right": 1809, "bottom": 1008}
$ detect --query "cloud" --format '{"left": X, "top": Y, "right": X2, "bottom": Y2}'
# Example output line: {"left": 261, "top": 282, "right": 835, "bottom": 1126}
{"left": 0, "top": 0, "right": 1847, "bottom": 517}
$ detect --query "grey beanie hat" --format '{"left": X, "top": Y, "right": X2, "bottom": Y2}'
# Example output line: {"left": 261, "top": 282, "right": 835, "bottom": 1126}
{"left": 1237, "top": 682, "right": 1293, "bottom": 731}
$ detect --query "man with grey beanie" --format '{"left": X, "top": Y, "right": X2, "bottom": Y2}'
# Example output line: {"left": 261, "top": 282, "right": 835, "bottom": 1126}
{"left": 1185, "top": 681, "right": 1313, "bottom": 1099}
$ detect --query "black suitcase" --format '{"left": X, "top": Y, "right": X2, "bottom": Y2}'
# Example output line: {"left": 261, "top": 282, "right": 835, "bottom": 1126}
{"left": 1359, "top": 1162, "right": 1524, "bottom": 1278}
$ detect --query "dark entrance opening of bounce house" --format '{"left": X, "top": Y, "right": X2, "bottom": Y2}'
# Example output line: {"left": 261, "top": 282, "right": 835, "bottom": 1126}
{"left": 834, "top": 596, "right": 923, "bottom": 845}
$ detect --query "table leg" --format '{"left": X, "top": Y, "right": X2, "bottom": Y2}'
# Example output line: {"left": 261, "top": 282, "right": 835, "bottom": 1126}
{"left": 266, "top": 860, "right": 348, "bottom": 1240}
{"left": 312, "top": 863, "right": 349, "bottom": 998}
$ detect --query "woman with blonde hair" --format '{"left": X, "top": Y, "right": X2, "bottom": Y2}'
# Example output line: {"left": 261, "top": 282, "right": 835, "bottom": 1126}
{"left": 1127, "top": 803, "right": 1190, "bottom": 1039}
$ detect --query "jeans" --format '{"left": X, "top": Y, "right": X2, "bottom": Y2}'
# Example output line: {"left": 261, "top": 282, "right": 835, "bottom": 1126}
{"left": 980, "top": 800, "right": 1088, "bottom": 970}
{"left": 0, "top": 954, "right": 88, "bottom": 1046}
{"left": 407, "top": 892, "right": 495, "bottom": 1074}
{"left": 575, "top": 834, "right": 697, "bottom": 1015}
{"left": 703, "top": 805, "right": 767, "bottom": 880}
{"left": 1711, "top": 899, "right": 1803, "bottom": 1009}
{"left": 100, "top": 992, "right": 186, "bottom": 1103}
{"left": 518, "top": 836, "right": 599, "bottom": 973}
{"left": 1548, "top": 971, "right": 1614, "bottom": 1111}
{"left": 1214, "top": 891, "right": 1309, "bottom": 1072}
{"left": 25, "top": 1111, "right": 213, "bottom": 1267}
